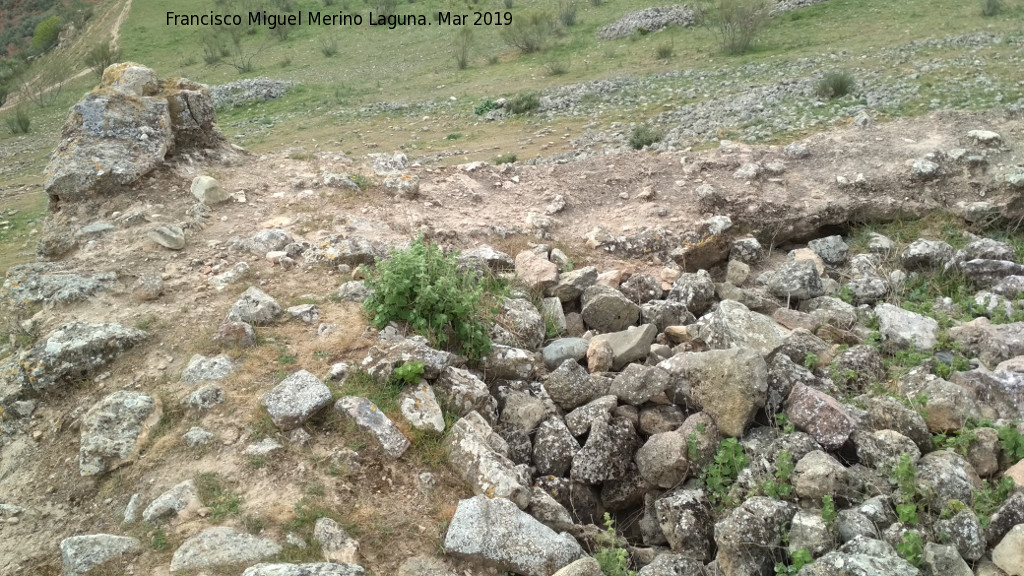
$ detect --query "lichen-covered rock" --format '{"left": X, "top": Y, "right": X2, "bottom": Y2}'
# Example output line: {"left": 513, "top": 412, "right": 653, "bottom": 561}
{"left": 180, "top": 354, "right": 235, "bottom": 384}
{"left": 768, "top": 259, "right": 824, "bottom": 301}
{"left": 335, "top": 396, "right": 410, "bottom": 459}
{"left": 863, "top": 396, "right": 933, "bottom": 452}
{"left": 80, "top": 391, "right": 159, "bottom": 476}
{"left": 60, "top": 534, "right": 142, "bottom": 576}
{"left": 666, "top": 269, "right": 716, "bottom": 315}
{"left": 993, "top": 524, "right": 1024, "bottom": 575}
{"left": 542, "top": 338, "right": 590, "bottom": 370}
{"left": 545, "top": 359, "right": 606, "bottom": 411}
{"left": 581, "top": 285, "right": 641, "bottom": 333}
{"left": 448, "top": 412, "right": 530, "bottom": 508}
{"left": 901, "top": 239, "right": 954, "bottom": 270}
{"left": 444, "top": 495, "right": 582, "bottom": 576}
{"left": 303, "top": 235, "right": 386, "bottom": 267}
{"left": 808, "top": 235, "right": 850, "bottom": 266}
{"left": 1, "top": 263, "right": 116, "bottom": 305}
{"left": 262, "top": 370, "right": 333, "bottom": 431}
{"left": 434, "top": 366, "right": 499, "bottom": 422}
{"left": 399, "top": 382, "right": 446, "bottom": 433}
{"left": 314, "top": 518, "right": 359, "bottom": 564}
{"left": 493, "top": 297, "right": 545, "bottom": 351}
{"left": 714, "top": 497, "right": 797, "bottom": 576}
{"left": 609, "top": 364, "right": 671, "bottom": 406}
{"left": 532, "top": 417, "right": 581, "bottom": 476}
{"left": 688, "top": 299, "right": 788, "bottom": 356}
{"left": 570, "top": 417, "right": 638, "bottom": 485}
{"left": 226, "top": 286, "right": 282, "bottom": 325}
{"left": 18, "top": 322, "right": 146, "bottom": 390}
{"left": 459, "top": 245, "right": 515, "bottom": 273}
{"left": 659, "top": 347, "right": 768, "bottom": 437}
{"left": 547, "top": 266, "right": 598, "bottom": 303}
{"left": 483, "top": 345, "right": 538, "bottom": 381}
{"left": 934, "top": 509, "right": 986, "bottom": 563}
{"left": 784, "top": 384, "right": 855, "bottom": 451}
{"left": 789, "top": 509, "right": 835, "bottom": 558}
{"left": 875, "top": 303, "right": 938, "bottom": 353}
{"left": 915, "top": 450, "right": 981, "bottom": 510}
{"left": 565, "top": 395, "right": 618, "bottom": 437}
{"left": 852, "top": 429, "right": 920, "bottom": 474}
{"left": 169, "top": 526, "right": 281, "bottom": 572}
{"left": 654, "top": 489, "right": 714, "bottom": 560}
{"left": 948, "top": 318, "right": 1024, "bottom": 368}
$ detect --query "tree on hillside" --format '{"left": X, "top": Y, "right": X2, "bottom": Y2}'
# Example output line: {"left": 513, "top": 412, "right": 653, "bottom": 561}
{"left": 30, "top": 15, "right": 62, "bottom": 53}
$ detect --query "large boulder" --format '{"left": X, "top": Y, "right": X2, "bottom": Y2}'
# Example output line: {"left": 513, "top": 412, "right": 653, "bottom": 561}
{"left": 659, "top": 347, "right": 768, "bottom": 437}
{"left": 570, "top": 417, "right": 639, "bottom": 485}
{"left": 18, "top": 322, "right": 146, "bottom": 390}
{"left": 45, "top": 63, "right": 222, "bottom": 210}
{"left": 80, "top": 391, "right": 159, "bottom": 476}
{"left": 768, "top": 259, "right": 824, "bottom": 302}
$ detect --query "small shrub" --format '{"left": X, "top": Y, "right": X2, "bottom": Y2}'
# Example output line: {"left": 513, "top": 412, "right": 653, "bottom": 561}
{"left": 84, "top": 42, "right": 121, "bottom": 78}
{"left": 997, "top": 423, "right": 1024, "bottom": 463}
{"left": 815, "top": 70, "right": 856, "bottom": 100}
{"left": 31, "top": 16, "right": 63, "bottom": 53}
{"left": 981, "top": 0, "right": 1003, "bottom": 16}
{"left": 546, "top": 57, "right": 570, "bottom": 76}
{"left": 320, "top": 37, "right": 338, "bottom": 57}
{"left": 774, "top": 413, "right": 795, "bottom": 434}
{"left": 501, "top": 11, "right": 558, "bottom": 54}
{"left": 151, "top": 528, "right": 169, "bottom": 551}
{"left": 391, "top": 361, "right": 425, "bottom": 385}
{"left": 350, "top": 174, "right": 373, "bottom": 189}
{"left": 714, "top": 0, "right": 771, "bottom": 55}
{"left": 495, "top": 152, "right": 518, "bottom": 165}
{"left": 0, "top": 84, "right": 8, "bottom": 108}
{"left": 507, "top": 92, "right": 540, "bottom": 114}
{"left": 194, "top": 472, "right": 242, "bottom": 521}
{"left": 6, "top": 107, "right": 31, "bottom": 134}
{"left": 558, "top": 1, "right": 578, "bottom": 27}
{"left": 974, "top": 476, "right": 1015, "bottom": 528}
{"left": 804, "top": 352, "right": 820, "bottom": 370}
{"left": 656, "top": 41, "right": 674, "bottom": 60}
{"left": 453, "top": 27, "right": 474, "bottom": 70}
{"left": 629, "top": 124, "right": 662, "bottom": 150}
{"left": 593, "top": 513, "right": 634, "bottom": 576}
{"left": 445, "top": 133, "right": 462, "bottom": 140}
{"left": 364, "top": 237, "right": 496, "bottom": 362}
{"left": 474, "top": 99, "right": 499, "bottom": 115}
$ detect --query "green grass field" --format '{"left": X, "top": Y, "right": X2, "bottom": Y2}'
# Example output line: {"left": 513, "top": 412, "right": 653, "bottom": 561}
{"left": 0, "top": 0, "right": 1022, "bottom": 269}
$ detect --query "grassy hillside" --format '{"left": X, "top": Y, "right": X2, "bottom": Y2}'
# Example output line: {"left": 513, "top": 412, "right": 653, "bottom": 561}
{"left": 1, "top": 0, "right": 1022, "bottom": 191}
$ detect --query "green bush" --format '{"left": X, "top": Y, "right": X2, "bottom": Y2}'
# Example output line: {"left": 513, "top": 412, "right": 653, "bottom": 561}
{"left": 629, "top": 124, "right": 662, "bottom": 150}
{"left": 474, "top": 99, "right": 499, "bottom": 115}
{"left": 507, "top": 92, "right": 540, "bottom": 114}
{"left": 495, "top": 152, "right": 518, "bottom": 164}
{"left": 453, "top": 27, "right": 473, "bottom": 70}
{"left": 0, "top": 84, "right": 8, "bottom": 108}
{"left": 558, "top": 1, "right": 578, "bottom": 27}
{"left": 364, "top": 237, "right": 495, "bottom": 362}
{"left": 715, "top": 0, "right": 771, "bottom": 55}
{"left": 84, "top": 42, "right": 121, "bottom": 78}
{"left": 501, "top": 11, "right": 558, "bottom": 53}
{"left": 656, "top": 42, "right": 674, "bottom": 60}
{"left": 320, "top": 37, "right": 338, "bottom": 57}
{"left": 815, "top": 70, "right": 856, "bottom": 100}
{"left": 6, "top": 107, "right": 31, "bottom": 134}
{"left": 31, "top": 16, "right": 63, "bottom": 53}
{"left": 981, "top": 0, "right": 1003, "bottom": 16}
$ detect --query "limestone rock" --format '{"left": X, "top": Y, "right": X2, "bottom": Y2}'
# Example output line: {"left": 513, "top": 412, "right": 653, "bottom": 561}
{"left": 545, "top": 359, "right": 606, "bottom": 411}
{"left": 581, "top": 285, "right": 641, "bottom": 333}
{"left": 169, "top": 526, "right": 281, "bottom": 572}
{"left": 448, "top": 412, "right": 530, "bottom": 508}
{"left": 542, "top": 338, "right": 589, "bottom": 370}
{"left": 60, "top": 534, "right": 141, "bottom": 576}
{"left": 314, "top": 518, "right": 359, "bottom": 564}
{"left": 335, "top": 397, "right": 409, "bottom": 459}
{"left": 148, "top": 225, "right": 186, "bottom": 250}
{"left": 784, "top": 384, "right": 855, "bottom": 451}
{"left": 655, "top": 489, "right": 714, "bottom": 560}
{"left": 515, "top": 250, "right": 559, "bottom": 293}
{"left": 180, "top": 354, "right": 235, "bottom": 384}
{"left": 241, "top": 564, "right": 365, "bottom": 576}
{"left": 993, "top": 524, "right": 1024, "bottom": 575}
{"left": 658, "top": 347, "right": 768, "bottom": 437}
{"left": 768, "top": 259, "right": 824, "bottom": 301}
{"left": 688, "top": 299, "right": 788, "bottom": 356}
{"left": 80, "top": 391, "right": 159, "bottom": 476}
{"left": 191, "top": 175, "right": 230, "bottom": 204}
{"left": 19, "top": 321, "right": 146, "bottom": 390}
{"left": 262, "top": 370, "right": 333, "bottom": 431}
{"left": 399, "top": 382, "right": 446, "bottom": 433}
{"left": 226, "top": 287, "right": 282, "bottom": 325}
{"left": 533, "top": 416, "right": 581, "bottom": 477}
{"left": 143, "top": 480, "right": 200, "bottom": 522}
{"left": 444, "top": 495, "right": 582, "bottom": 576}
{"left": 588, "top": 323, "right": 658, "bottom": 372}
{"left": 875, "top": 303, "right": 939, "bottom": 353}
{"left": 570, "top": 417, "right": 638, "bottom": 485}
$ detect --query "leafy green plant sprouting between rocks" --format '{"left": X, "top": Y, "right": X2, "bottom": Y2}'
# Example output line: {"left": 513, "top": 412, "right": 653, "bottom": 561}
{"left": 897, "top": 531, "right": 924, "bottom": 567}
{"left": 364, "top": 237, "right": 496, "bottom": 362}
{"left": 593, "top": 513, "right": 635, "bottom": 576}
{"left": 774, "top": 548, "right": 813, "bottom": 575}
{"left": 891, "top": 453, "right": 919, "bottom": 525}
{"left": 703, "top": 438, "right": 748, "bottom": 507}
{"left": 763, "top": 449, "right": 794, "bottom": 499}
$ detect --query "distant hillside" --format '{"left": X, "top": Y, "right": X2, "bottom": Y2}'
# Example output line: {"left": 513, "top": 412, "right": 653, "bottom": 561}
{"left": 0, "top": 0, "right": 93, "bottom": 58}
